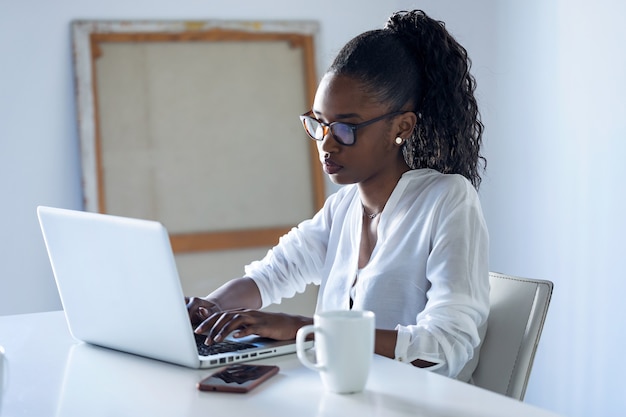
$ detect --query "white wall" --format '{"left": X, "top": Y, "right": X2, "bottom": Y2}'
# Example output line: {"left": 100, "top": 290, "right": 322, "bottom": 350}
{"left": 0, "top": 0, "right": 392, "bottom": 317}
{"left": 2, "top": 1, "right": 625, "bottom": 416}
{"left": 481, "top": 1, "right": 626, "bottom": 416}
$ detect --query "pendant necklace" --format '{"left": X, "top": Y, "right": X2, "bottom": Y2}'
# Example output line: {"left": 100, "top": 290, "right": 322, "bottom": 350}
{"left": 363, "top": 206, "right": 381, "bottom": 219}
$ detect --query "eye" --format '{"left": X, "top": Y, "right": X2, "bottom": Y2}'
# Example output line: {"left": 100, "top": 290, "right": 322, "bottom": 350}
{"left": 331, "top": 123, "right": 355, "bottom": 145}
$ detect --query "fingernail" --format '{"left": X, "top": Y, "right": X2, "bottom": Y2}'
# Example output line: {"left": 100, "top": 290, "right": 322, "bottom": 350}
{"left": 213, "top": 334, "right": 222, "bottom": 343}
{"left": 198, "top": 307, "right": 208, "bottom": 319}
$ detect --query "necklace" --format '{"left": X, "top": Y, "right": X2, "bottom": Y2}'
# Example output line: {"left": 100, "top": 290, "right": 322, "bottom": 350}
{"left": 363, "top": 206, "right": 381, "bottom": 219}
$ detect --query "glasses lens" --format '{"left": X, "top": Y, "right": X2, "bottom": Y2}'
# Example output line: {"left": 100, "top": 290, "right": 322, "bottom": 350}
{"left": 330, "top": 123, "right": 355, "bottom": 146}
{"left": 302, "top": 117, "right": 324, "bottom": 140}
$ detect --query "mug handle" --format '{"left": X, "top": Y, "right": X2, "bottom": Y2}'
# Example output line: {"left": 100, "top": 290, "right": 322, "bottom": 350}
{"left": 296, "top": 325, "right": 324, "bottom": 372}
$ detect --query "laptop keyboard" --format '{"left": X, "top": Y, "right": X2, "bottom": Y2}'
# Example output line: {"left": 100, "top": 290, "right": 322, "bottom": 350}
{"left": 194, "top": 333, "right": 257, "bottom": 356}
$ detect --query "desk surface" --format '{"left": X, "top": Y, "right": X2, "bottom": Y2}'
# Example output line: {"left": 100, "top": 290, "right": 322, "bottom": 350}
{"left": 0, "top": 311, "right": 560, "bottom": 417}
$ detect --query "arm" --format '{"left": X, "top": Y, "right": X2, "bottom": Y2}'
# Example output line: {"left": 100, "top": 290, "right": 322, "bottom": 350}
{"left": 185, "top": 213, "right": 329, "bottom": 343}
{"left": 189, "top": 192, "right": 340, "bottom": 344}
{"left": 190, "top": 280, "right": 434, "bottom": 368}
{"left": 392, "top": 178, "right": 490, "bottom": 378}
{"left": 187, "top": 277, "right": 313, "bottom": 344}
{"left": 205, "top": 277, "right": 263, "bottom": 310}
{"left": 375, "top": 329, "right": 436, "bottom": 368}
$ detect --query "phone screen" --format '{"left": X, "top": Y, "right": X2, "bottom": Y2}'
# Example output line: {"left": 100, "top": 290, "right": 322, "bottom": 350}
{"left": 197, "top": 364, "right": 279, "bottom": 393}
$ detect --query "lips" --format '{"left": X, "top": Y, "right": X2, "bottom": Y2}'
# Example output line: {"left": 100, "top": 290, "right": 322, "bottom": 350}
{"left": 322, "top": 158, "right": 342, "bottom": 175}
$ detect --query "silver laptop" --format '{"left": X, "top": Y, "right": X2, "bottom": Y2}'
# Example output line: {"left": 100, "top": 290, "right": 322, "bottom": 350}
{"left": 37, "top": 205, "right": 311, "bottom": 369}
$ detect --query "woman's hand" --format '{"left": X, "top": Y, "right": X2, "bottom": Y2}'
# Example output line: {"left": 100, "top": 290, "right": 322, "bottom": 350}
{"left": 194, "top": 309, "right": 312, "bottom": 345}
{"left": 185, "top": 297, "right": 222, "bottom": 327}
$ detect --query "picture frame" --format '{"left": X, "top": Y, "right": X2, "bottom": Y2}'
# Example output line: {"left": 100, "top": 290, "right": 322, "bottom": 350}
{"left": 71, "top": 19, "right": 325, "bottom": 253}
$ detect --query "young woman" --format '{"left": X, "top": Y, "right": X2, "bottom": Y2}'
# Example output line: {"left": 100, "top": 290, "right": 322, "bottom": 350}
{"left": 186, "top": 10, "right": 489, "bottom": 381}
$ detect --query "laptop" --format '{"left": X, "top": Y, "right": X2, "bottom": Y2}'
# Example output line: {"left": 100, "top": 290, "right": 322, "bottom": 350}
{"left": 37, "top": 205, "right": 312, "bottom": 369}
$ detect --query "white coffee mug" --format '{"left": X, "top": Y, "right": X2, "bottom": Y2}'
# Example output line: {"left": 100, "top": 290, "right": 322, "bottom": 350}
{"left": 296, "top": 310, "right": 375, "bottom": 394}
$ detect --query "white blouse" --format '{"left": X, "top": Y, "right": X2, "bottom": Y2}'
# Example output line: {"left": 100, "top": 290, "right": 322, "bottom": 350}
{"left": 245, "top": 169, "right": 490, "bottom": 380}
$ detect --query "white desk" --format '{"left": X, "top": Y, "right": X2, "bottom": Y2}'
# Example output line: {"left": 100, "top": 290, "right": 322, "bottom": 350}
{"left": 0, "top": 311, "right": 560, "bottom": 417}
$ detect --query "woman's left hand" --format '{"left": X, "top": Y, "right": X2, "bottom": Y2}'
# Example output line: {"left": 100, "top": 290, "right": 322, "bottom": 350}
{"left": 194, "top": 309, "right": 312, "bottom": 345}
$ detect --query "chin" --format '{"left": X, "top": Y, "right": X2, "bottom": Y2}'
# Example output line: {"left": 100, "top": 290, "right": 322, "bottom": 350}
{"left": 328, "top": 174, "right": 357, "bottom": 186}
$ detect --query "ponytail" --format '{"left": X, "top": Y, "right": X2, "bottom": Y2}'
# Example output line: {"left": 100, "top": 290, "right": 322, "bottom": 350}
{"left": 329, "top": 10, "right": 485, "bottom": 189}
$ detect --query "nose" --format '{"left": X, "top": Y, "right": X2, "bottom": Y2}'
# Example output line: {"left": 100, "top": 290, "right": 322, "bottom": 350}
{"left": 318, "top": 127, "right": 340, "bottom": 155}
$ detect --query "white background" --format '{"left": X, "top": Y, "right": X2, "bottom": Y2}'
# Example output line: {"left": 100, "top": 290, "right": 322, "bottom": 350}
{"left": 1, "top": 1, "right": 624, "bottom": 416}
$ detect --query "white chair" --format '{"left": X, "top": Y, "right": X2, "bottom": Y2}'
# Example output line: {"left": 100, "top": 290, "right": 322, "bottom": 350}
{"left": 472, "top": 272, "right": 553, "bottom": 401}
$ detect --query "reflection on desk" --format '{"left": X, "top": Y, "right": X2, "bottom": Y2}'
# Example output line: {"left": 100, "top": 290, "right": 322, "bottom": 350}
{"left": 57, "top": 343, "right": 198, "bottom": 416}
{"left": 0, "top": 311, "right": 562, "bottom": 417}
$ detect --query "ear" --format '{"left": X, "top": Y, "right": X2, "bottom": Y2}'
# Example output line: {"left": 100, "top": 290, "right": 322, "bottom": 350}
{"left": 394, "top": 112, "right": 417, "bottom": 140}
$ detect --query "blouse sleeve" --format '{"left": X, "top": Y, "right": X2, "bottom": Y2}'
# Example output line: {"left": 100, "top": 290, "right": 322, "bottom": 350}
{"left": 244, "top": 193, "right": 337, "bottom": 308}
{"left": 393, "top": 177, "right": 490, "bottom": 380}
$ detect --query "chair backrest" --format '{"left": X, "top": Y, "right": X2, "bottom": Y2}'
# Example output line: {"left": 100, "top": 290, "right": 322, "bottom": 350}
{"left": 472, "top": 272, "right": 553, "bottom": 400}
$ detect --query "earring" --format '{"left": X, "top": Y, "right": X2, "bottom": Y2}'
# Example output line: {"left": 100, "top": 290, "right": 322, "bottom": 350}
{"left": 395, "top": 137, "right": 404, "bottom": 145}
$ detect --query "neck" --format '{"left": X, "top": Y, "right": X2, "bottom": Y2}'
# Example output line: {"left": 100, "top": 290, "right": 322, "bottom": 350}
{"left": 358, "top": 164, "right": 410, "bottom": 217}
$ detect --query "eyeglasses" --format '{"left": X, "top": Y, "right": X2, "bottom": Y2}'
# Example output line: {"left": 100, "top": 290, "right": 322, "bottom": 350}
{"left": 299, "top": 110, "right": 406, "bottom": 146}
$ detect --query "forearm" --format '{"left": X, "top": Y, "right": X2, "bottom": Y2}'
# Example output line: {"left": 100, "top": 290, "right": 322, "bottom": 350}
{"left": 375, "top": 329, "right": 436, "bottom": 368}
{"left": 205, "top": 277, "right": 263, "bottom": 311}
{"left": 374, "top": 329, "right": 398, "bottom": 358}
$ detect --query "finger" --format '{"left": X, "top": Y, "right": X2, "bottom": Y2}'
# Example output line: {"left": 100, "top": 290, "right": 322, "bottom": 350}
{"left": 197, "top": 307, "right": 210, "bottom": 320}
{"left": 194, "top": 312, "right": 221, "bottom": 336}
{"left": 187, "top": 297, "right": 215, "bottom": 325}
{"left": 195, "top": 311, "right": 238, "bottom": 346}
{"left": 211, "top": 312, "right": 257, "bottom": 343}
{"left": 230, "top": 325, "right": 257, "bottom": 339}
{"left": 208, "top": 312, "right": 244, "bottom": 343}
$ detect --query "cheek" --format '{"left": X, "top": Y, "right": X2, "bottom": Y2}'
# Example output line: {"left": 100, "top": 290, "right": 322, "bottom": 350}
{"left": 316, "top": 141, "right": 325, "bottom": 156}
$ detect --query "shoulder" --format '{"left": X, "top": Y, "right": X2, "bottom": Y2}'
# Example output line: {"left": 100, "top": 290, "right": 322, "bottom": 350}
{"left": 397, "top": 170, "right": 483, "bottom": 225}
{"left": 401, "top": 169, "right": 477, "bottom": 201}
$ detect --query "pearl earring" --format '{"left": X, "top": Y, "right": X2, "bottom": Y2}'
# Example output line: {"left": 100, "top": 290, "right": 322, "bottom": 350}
{"left": 395, "top": 137, "right": 403, "bottom": 145}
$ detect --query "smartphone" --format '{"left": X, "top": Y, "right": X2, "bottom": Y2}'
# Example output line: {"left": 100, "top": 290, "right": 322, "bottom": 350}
{"left": 197, "top": 364, "right": 279, "bottom": 393}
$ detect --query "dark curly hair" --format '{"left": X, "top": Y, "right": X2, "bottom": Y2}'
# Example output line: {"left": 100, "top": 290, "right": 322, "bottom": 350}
{"left": 327, "top": 10, "right": 486, "bottom": 189}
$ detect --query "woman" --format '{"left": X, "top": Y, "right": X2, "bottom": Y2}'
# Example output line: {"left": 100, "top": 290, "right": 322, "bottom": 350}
{"left": 187, "top": 9, "right": 489, "bottom": 381}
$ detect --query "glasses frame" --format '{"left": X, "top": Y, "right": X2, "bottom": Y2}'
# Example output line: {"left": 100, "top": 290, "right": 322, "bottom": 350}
{"left": 299, "top": 110, "right": 407, "bottom": 146}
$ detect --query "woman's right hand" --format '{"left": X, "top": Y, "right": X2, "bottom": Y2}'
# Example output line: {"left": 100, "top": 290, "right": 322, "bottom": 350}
{"left": 185, "top": 297, "right": 222, "bottom": 327}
